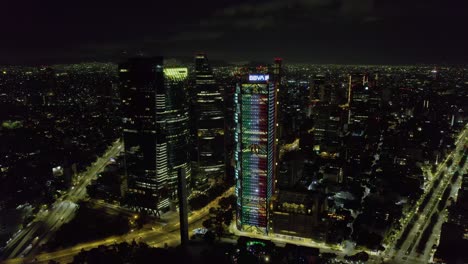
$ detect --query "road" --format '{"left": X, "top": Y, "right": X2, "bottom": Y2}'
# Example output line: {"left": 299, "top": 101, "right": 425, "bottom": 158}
{"left": 87, "top": 199, "right": 137, "bottom": 218}
{"left": 3, "top": 187, "right": 235, "bottom": 264}
{"left": 411, "top": 152, "right": 467, "bottom": 263}
{"left": 376, "top": 124, "right": 468, "bottom": 263}
{"left": 0, "top": 139, "right": 123, "bottom": 261}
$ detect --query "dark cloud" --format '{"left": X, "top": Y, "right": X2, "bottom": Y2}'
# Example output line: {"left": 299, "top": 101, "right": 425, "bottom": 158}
{"left": 1, "top": 0, "right": 467, "bottom": 64}
{"left": 179, "top": 0, "right": 468, "bottom": 63}
{"left": 167, "top": 31, "right": 224, "bottom": 42}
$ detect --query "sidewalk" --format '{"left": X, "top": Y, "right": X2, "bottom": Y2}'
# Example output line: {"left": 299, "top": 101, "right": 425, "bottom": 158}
{"left": 227, "top": 222, "right": 345, "bottom": 253}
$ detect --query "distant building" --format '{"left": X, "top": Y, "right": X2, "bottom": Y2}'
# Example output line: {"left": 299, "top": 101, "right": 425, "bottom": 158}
{"left": 348, "top": 73, "right": 370, "bottom": 125}
{"left": 345, "top": 72, "right": 382, "bottom": 128}
{"left": 270, "top": 190, "right": 327, "bottom": 240}
{"left": 342, "top": 72, "right": 370, "bottom": 126}
{"left": 39, "top": 67, "right": 57, "bottom": 106}
{"left": 118, "top": 57, "right": 190, "bottom": 214}
{"left": 235, "top": 64, "right": 279, "bottom": 234}
{"left": 310, "top": 104, "right": 343, "bottom": 156}
{"left": 95, "top": 78, "right": 119, "bottom": 109}
{"left": 193, "top": 54, "right": 224, "bottom": 178}
{"left": 310, "top": 75, "right": 329, "bottom": 103}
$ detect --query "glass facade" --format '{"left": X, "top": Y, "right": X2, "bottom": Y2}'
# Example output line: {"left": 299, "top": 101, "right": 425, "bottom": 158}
{"left": 118, "top": 58, "right": 190, "bottom": 214}
{"left": 194, "top": 54, "right": 224, "bottom": 174}
{"left": 235, "top": 73, "right": 277, "bottom": 233}
{"left": 119, "top": 57, "right": 168, "bottom": 213}
{"left": 162, "top": 68, "right": 191, "bottom": 200}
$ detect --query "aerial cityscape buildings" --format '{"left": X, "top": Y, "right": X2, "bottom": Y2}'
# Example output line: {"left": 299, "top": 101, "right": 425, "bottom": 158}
{"left": 2, "top": 2, "right": 468, "bottom": 262}
{"left": 0, "top": 58, "right": 467, "bottom": 264}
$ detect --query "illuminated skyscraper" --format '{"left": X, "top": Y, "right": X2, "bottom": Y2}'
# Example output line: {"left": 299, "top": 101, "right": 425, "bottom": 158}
{"left": 235, "top": 65, "right": 278, "bottom": 234}
{"left": 119, "top": 58, "right": 190, "bottom": 214}
{"left": 346, "top": 73, "right": 370, "bottom": 125}
{"left": 194, "top": 54, "right": 224, "bottom": 177}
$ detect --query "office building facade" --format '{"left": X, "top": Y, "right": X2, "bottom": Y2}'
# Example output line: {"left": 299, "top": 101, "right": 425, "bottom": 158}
{"left": 235, "top": 67, "right": 278, "bottom": 234}
{"left": 162, "top": 67, "right": 191, "bottom": 201}
{"left": 119, "top": 58, "right": 190, "bottom": 214}
{"left": 194, "top": 54, "right": 224, "bottom": 176}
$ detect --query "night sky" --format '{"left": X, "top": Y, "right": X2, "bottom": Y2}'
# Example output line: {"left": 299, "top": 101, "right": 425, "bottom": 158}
{"left": 2, "top": 0, "right": 468, "bottom": 65}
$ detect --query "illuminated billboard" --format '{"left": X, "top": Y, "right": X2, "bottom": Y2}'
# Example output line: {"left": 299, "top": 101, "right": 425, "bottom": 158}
{"left": 249, "top": 74, "right": 270, "bottom": 82}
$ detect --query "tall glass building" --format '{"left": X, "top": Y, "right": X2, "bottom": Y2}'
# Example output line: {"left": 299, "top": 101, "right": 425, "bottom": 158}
{"left": 235, "top": 67, "right": 278, "bottom": 234}
{"left": 119, "top": 58, "right": 190, "bottom": 215}
{"left": 194, "top": 54, "right": 224, "bottom": 176}
{"left": 162, "top": 68, "right": 191, "bottom": 201}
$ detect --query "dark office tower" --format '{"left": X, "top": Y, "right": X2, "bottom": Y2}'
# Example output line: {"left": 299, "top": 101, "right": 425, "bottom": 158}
{"left": 119, "top": 57, "right": 167, "bottom": 214}
{"left": 347, "top": 72, "right": 369, "bottom": 106}
{"left": 162, "top": 67, "right": 191, "bottom": 203}
{"left": 372, "top": 71, "right": 379, "bottom": 88}
{"left": 223, "top": 81, "right": 237, "bottom": 185}
{"left": 310, "top": 75, "right": 327, "bottom": 102}
{"left": 235, "top": 64, "right": 278, "bottom": 234}
{"left": 272, "top": 58, "right": 282, "bottom": 83}
{"left": 119, "top": 58, "right": 190, "bottom": 214}
{"left": 194, "top": 54, "right": 224, "bottom": 179}
{"left": 311, "top": 104, "right": 343, "bottom": 155}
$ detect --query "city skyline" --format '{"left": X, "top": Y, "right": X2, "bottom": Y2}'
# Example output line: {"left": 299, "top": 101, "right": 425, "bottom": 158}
{"left": 0, "top": 42, "right": 467, "bottom": 263}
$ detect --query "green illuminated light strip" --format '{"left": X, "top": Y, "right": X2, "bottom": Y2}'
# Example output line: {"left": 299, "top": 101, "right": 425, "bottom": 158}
{"left": 164, "top": 68, "right": 188, "bottom": 79}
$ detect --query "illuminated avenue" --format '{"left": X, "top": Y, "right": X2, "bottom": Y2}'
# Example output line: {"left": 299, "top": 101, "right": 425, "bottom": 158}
{"left": 2, "top": 140, "right": 123, "bottom": 259}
